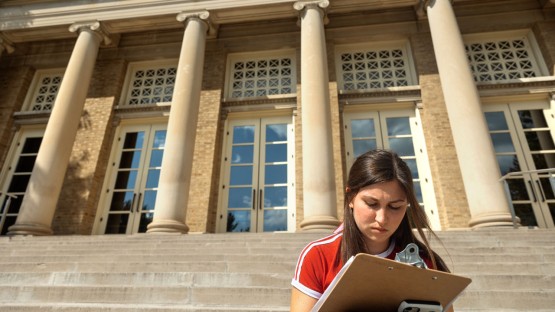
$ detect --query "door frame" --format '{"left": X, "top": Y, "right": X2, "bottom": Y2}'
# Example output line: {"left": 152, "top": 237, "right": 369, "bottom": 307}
{"left": 216, "top": 110, "right": 296, "bottom": 233}
{"left": 342, "top": 103, "right": 441, "bottom": 230}
{"left": 0, "top": 126, "right": 45, "bottom": 235}
{"left": 93, "top": 117, "right": 168, "bottom": 234}
{"left": 484, "top": 99, "right": 555, "bottom": 228}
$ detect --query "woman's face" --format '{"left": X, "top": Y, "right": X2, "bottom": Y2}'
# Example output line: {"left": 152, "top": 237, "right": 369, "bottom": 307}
{"left": 349, "top": 180, "right": 408, "bottom": 255}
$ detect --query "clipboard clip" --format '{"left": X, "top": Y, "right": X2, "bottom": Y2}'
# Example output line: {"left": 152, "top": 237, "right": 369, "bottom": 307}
{"left": 395, "top": 243, "right": 428, "bottom": 269}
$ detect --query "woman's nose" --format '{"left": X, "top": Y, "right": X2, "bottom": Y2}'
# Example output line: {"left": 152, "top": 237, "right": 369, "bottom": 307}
{"left": 375, "top": 207, "right": 387, "bottom": 224}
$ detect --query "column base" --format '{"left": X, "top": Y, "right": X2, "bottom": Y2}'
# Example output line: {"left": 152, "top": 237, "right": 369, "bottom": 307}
{"left": 300, "top": 215, "right": 340, "bottom": 232}
{"left": 146, "top": 219, "right": 189, "bottom": 234}
{"left": 7, "top": 222, "right": 54, "bottom": 236}
{"left": 468, "top": 212, "right": 520, "bottom": 228}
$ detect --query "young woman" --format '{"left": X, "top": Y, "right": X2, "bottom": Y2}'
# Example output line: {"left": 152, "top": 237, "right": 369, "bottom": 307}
{"left": 290, "top": 149, "right": 450, "bottom": 311}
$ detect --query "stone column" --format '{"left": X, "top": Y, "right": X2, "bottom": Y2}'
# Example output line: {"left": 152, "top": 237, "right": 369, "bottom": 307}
{"left": 426, "top": 0, "right": 514, "bottom": 227}
{"left": 147, "top": 11, "right": 209, "bottom": 234}
{"left": 8, "top": 22, "right": 109, "bottom": 235}
{"left": 294, "top": 0, "right": 340, "bottom": 232}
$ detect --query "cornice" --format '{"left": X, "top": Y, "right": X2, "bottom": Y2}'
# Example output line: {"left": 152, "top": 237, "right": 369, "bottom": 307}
{"left": 477, "top": 77, "right": 555, "bottom": 98}
{"left": 0, "top": 0, "right": 420, "bottom": 43}
{"left": 339, "top": 88, "right": 422, "bottom": 106}
{"left": 222, "top": 95, "right": 298, "bottom": 107}
{"left": 12, "top": 110, "right": 50, "bottom": 126}
{"left": 114, "top": 103, "right": 171, "bottom": 121}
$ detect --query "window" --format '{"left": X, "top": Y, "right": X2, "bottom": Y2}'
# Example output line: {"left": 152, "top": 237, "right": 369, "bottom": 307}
{"left": 0, "top": 128, "right": 44, "bottom": 235}
{"left": 343, "top": 107, "right": 440, "bottom": 230}
{"left": 464, "top": 31, "right": 547, "bottom": 83}
{"left": 336, "top": 42, "right": 417, "bottom": 93}
{"left": 121, "top": 61, "right": 178, "bottom": 106}
{"left": 23, "top": 69, "right": 64, "bottom": 112}
{"left": 225, "top": 51, "right": 297, "bottom": 100}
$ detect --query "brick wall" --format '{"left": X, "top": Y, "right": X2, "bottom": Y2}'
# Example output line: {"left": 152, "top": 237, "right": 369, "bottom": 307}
{"left": 534, "top": 22, "right": 555, "bottom": 76}
{"left": 186, "top": 45, "right": 226, "bottom": 233}
{"left": 410, "top": 32, "right": 472, "bottom": 229}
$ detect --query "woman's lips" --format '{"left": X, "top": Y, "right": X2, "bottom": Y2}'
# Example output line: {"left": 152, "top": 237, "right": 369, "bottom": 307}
{"left": 371, "top": 227, "right": 388, "bottom": 233}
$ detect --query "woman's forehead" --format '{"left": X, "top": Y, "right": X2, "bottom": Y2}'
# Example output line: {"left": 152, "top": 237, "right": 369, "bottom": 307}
{"left": 356, "top": 180, "right": 406, "bottom": 199}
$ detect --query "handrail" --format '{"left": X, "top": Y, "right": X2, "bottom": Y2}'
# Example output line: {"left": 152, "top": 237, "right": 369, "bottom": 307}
{"left": 499, "top": 168, "right": 555, "bottom": 181}
{"left": 0, "top": 192, "right": 18, "bottom": 234}
{"left": 498, "top": 168, "right": 555, "bottom": 229}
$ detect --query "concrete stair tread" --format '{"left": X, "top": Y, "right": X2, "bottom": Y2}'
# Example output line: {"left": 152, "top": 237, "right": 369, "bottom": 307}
{"left": 0, "top": 285, "right": 291, "bottom": 306}
{"left": 0, "top": 261, "right": 296, "bottom": 274}
{"left": 0, "top": 302, "right": 289, "bottom": 312}
{"left": 457, "top": 289, "right": 555, "bottom": 309}
{"left": 0, "top": 271, "right": 291, "bottom": 287}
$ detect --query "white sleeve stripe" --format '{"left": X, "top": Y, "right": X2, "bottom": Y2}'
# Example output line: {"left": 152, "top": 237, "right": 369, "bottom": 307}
{"left": 293, "top": 232, "right": 343, "bottom": 281}
{"left": 291, "top": 278, "right": 322, "bottom": 299}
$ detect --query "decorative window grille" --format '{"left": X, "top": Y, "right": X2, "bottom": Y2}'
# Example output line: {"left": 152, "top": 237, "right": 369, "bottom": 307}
{"left": 338, "top": 45, "right": 415, "bottom": 92}
{"left": 465, "top": 36, "right": 543, "bottom": 83}
{"left": 124, "top": 64, "right": 177, "bottom": 106}
{"left": 28, "top": 72, "right": 63, "bottom": 111}
{"left": 227, "top": 53, "right": 296, "bottom": 99}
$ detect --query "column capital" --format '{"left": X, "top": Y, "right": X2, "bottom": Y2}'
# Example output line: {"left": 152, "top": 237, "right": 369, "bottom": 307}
{"left": 69, "top": 21, "right": 114, "bottom": 46}
{"left": 293, "top": 0, "right": 330, "bottom": 12}
{"left": 0, "top": 34, "right": 15, "bottom": 54}
{"left": 416, "top": 0, "right": 454, "bottom": 19}
{"left": 293, "top": 0, "right": 330, "bottom": 25}
{"left": 176, "top": 10, "right": 217, "bottom": 38}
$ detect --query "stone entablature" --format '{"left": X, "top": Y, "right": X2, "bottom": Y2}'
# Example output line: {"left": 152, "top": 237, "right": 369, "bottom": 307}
{"left": 2, "top": 0, "right": 554, "bottom": 45}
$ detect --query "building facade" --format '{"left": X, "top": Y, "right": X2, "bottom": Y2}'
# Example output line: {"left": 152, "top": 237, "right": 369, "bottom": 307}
{"left": 0, "top": 0, "right": 554, "bottom": 236}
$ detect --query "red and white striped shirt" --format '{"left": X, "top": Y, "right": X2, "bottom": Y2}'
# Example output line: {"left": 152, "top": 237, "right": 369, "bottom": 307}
{"left": 291, "top": 231, "right": 401, "bottom": 299}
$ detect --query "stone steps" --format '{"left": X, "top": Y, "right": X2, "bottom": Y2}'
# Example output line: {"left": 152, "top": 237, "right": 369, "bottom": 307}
{"left": 0, "top": 303, "right": 290, "bottom": 312}
{"left": 0, "top": 272, "right": 552, "bottom": 291}
{"left": 0, "top": 285, "right": 291, "bottom": 306}
{"left": 0, "top": 229, "right": 554, "bottom": 311}
{"left": 0, "top": 272, "right": 290, "bottom": 287}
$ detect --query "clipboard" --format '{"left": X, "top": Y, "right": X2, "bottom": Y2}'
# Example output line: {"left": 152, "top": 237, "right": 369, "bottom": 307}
{"left": 312, "top": 253, "right": 472, "bottom": 312}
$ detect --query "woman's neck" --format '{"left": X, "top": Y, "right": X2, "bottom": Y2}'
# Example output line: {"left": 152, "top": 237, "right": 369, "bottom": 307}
{"left": 365, "top": 239, "right": 391, "bottom": 256}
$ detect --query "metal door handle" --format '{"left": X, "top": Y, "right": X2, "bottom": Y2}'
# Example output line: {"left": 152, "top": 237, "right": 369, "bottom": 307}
{"left": 136, "top": 193, "right": 142, "bottom": 212}
{"left": 259, "top": 189, "right": 263, "bottom": 210}
{"left": 130, "top": 193, "right": 137, "bottom": 212}
{"left": 528, "top": 181, "right": 537, "bottom": 202}
{"left": 252, "top": 189, "right": 256, "bottom": 210}
{"left": 536, "top": 180, "right": 546, "bottom": 202}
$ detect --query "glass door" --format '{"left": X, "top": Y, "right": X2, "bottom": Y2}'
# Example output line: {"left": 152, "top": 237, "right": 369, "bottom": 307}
{"left": 343, "top": 109, "right": 440, "bottom": 229}
{"left": 96, "top": 124, "right": 166, "bottom": 234}
{"left": 484, "top": 101, "right": 555, "bottom": 227}
{"left": 218, "top": 116, "right": 295, "bottom": 233}
{"left": 0, "top": 129, "right": 44, "bottom": 235}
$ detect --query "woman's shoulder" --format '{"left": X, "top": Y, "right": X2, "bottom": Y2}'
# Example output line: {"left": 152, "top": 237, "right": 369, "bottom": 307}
{"left": 306, "top": 232, "right": 343, "bottom": 248}
{"left": 299, "top": 232, "right": 343, "bottom": 259}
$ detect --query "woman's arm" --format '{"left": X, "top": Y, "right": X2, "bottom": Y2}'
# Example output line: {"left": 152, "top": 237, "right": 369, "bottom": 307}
{"left": 290, "top": 287, "right": 318, "bottom": 312}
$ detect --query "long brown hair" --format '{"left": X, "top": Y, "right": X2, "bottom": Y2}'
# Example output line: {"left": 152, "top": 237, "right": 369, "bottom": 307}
{"left": 339, "top": 149, "right": 448, "bottom": 271}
